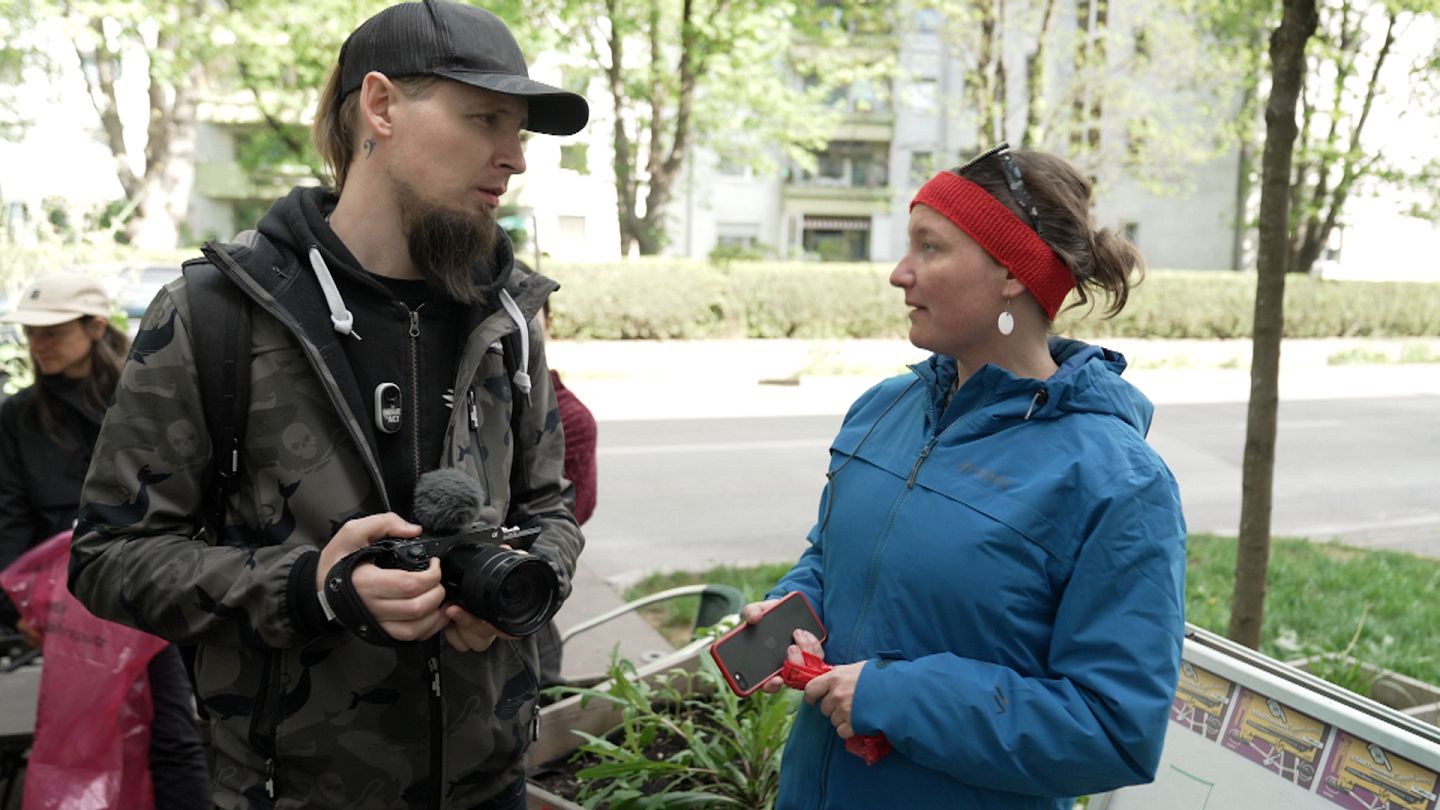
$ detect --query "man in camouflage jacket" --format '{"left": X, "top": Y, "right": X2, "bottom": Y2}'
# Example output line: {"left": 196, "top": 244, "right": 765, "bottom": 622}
{"left": 68, "top": 2, "right": 589, "bottom": 808}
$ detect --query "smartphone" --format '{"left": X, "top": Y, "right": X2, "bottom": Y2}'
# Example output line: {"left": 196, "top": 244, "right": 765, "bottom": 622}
{"left": 709, "top": 592, "right": 825, "bottom": 697}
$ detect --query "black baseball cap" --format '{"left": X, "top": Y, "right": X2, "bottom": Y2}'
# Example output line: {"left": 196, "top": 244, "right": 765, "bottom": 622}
{"left": 338, "top": 0, "right": 589, "bottom": 136}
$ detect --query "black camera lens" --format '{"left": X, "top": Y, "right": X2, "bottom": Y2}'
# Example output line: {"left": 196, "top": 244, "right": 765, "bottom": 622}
{"left": 439, "top": 544, "right": 561, "bottom": 637}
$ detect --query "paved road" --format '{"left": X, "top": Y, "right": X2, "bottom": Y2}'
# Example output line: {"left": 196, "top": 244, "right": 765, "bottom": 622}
{"left": 576, "top": 396, "right": 1440, "bottom": 584}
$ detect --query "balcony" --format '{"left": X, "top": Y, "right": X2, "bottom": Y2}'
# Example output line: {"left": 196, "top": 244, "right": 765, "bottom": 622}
{"left": 781, "top": 185, "right": 891, "bottom": 217}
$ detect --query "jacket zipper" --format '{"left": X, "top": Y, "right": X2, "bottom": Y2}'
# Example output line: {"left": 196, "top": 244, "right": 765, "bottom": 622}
{"left": 408, "top": 305, "right": 424, "bottom": 480}
{"left": 906, "top": 436, "right": 938, "bottom": 487}
{"left": 407, "top": 305, "right": 441, "bottom": 808}
{"left": 248, "top": 651, "right": 282, "bottom": 801}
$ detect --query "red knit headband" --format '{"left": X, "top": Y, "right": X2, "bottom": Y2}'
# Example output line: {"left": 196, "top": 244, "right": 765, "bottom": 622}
{"left": 910, "top": 171, "right": 1074, "bottom": 319}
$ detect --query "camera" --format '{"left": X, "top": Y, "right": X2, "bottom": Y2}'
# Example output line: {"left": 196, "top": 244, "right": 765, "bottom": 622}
{"left": 372, "top": 469, "right": 563, "bottom": 637}
{"left": 372, "top": 524, "right": 560, "bottom": 637}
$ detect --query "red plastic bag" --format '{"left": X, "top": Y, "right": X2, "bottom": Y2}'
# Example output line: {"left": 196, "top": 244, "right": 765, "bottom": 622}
{"left": 0, "top": 531, "right": 165, "bottom": 810}
{"left": 781, "top": 651, "right": 893, "bottom": 765}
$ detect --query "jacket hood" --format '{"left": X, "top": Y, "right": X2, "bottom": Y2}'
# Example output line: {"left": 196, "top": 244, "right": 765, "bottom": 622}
{"left": 911, "top": 336, "right": 1155, "bottom": 437}
{"left": 254, "top": 186, "right": 517, "bottom": 298}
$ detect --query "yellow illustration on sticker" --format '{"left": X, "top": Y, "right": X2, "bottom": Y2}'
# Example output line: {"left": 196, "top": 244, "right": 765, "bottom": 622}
{"left": 1175, "top": 662, "right": 1232, "bottom": 714}
{"left": 1236, "top": 691, "right": 1327, "bottom": 763}
{"left": 1327, "top": 734, "right": 1439, "bottom": 810}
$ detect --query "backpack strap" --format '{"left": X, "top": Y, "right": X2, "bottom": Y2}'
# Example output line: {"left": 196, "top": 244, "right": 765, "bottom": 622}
{"left": 183, "top": 248, "right": 253, "bottom": 541}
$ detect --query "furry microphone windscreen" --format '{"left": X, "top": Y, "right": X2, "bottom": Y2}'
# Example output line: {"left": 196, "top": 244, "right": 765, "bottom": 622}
{"left": 411, "top": 468, "right": 483, "bottom": 532}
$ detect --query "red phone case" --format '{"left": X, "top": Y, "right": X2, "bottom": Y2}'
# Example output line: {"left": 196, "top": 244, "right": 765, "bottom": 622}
{"left": 709, "top": 592, "right": 825, "bottom": 697}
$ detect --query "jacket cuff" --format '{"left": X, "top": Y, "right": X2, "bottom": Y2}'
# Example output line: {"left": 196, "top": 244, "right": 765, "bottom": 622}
{"left": 286, "top": 550, "right": 330, "bottom": 637}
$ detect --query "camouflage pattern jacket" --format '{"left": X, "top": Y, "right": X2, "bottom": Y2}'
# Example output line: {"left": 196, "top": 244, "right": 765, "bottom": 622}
{"left": 69, "top": 232, "right": 584, "bottom": 809}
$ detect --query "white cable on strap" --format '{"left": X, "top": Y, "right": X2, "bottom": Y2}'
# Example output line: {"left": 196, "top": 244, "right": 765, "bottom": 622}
{"left": 497, "top": 289, "right": 532, "bottom": 401}
{"left": 307, "top": 246, "right": 359, "bottom": 339}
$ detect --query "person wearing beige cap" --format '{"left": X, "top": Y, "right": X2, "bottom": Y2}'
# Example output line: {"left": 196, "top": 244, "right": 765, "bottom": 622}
{"left": 0, "top": 273, "right": 211, "bottom": 809}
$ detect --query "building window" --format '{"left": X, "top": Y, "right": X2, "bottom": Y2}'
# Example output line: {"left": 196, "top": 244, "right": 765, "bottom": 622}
{"left": 1133, "top": 27, "right": 1151, "bottom": 60}
{"left": 914, "top": 8, "right": 942, "bottom": 34}
{"left": 716, "top": 222, "right": 761, "bottom": 248}
{"left": 903, "top": 77, "right": 939, "bottom": 112}
{"left": 849, "top": 79, "right": 890, "bottom": 114}
{"left": 560, "top": 144, "right": 589, "bottom": 173}
{"left": 802, "top": 216, "right": 871, "bottom": 261}
{"left": 794, "top": 141, "right": 890, "bottom": 189}
{"left": 909, "top": 151, "right": 936, "bottom": 185}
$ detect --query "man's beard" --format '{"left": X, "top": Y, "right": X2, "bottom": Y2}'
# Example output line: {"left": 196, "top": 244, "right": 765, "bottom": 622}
{"left": 394, "top": 179, "right": 500, "bottom": 306}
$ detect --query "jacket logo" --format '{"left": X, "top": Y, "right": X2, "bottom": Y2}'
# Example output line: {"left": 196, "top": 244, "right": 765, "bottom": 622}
{"left": 957, "top": 461, "right": 1013, "bottom": 491}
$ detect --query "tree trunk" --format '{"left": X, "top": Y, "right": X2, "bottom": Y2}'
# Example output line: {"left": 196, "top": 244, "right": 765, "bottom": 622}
{"left": 1228, "top": 0, "right": 1317, "bottom": 651}
{"left": 1022, "top": 0, "right": 1058, "bottom": 148}
{"left": 76, "top": 17, "right": 138, "bottom": 199}
{"left": 635, "top": 0, "right": 701, "bottom": 255}
{"left": 605, "top": 0, "right": 639, "bottom": 256}
{"left": 971, "top": 0, "right": 1002, "bottom": 143}
{"left": 73, "top": 15, "right": 197, "bottom": 250}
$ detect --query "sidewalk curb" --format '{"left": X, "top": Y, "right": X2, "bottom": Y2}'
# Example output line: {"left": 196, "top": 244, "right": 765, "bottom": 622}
{"left": 547, "top": 338, "right": 1440, "bottom": 421}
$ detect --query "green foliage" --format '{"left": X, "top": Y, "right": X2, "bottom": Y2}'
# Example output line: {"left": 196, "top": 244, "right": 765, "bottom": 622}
{"left": 0, "top": 339, "right": 32, "bottom": 394}
{"left": 707, "top": 243, "right": 768, "bottom": 267}
{"left": 512, "top": 0, "right": 891, "bottom": 252}
{"left": 1298, "top": 606, "right": 1382, "bottom": 696}
{"left": 543, "top": 262, "right": 1440, "bottom": 340}
{"left": 1184, "top": 535, "right": 1440, "bottom": 687}
{"left": 213, "top": 0, "right": 395, "bottom": 183}
{"left": 545, "top": 259, "right": 904, "bottom": 339}
{"left": 557, "top": 657, "right": 795, "bottom": 808}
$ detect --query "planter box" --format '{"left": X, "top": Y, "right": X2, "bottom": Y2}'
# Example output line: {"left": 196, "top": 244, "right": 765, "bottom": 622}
{"left": 525, "top": 636, "right": 712, "bottom": 809}
{"left": 1287, "top": 653, "right": 1440, "bottom": 725}
{"left": 525, "top": 783, "right": 585, "bottom": 810}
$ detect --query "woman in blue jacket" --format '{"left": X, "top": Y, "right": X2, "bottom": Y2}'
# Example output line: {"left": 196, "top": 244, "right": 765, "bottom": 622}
{"left": 746, "top": 144, "right": 1187, "bottom": 809}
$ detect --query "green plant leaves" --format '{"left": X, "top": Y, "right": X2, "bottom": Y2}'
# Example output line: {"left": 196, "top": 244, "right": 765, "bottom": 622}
{"left": 550, "top": 655, "right": 796, "bottom": 808}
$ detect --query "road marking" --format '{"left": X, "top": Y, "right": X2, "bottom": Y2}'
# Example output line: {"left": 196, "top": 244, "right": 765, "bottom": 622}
{"left": 600, "top": 438, "right": 831, "bottom": 456}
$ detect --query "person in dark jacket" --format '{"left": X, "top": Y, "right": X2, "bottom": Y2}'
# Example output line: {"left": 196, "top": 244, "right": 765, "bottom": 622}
{"left": 534, "top": 294, "right": 597, "bottom": 689}
{"left": 742, "top": 144, "right": 1187, "bottom": 809}
{"left": 68, "top": 3, "right": 588, "bottom": 808}
{"left": 0, "top": 272, "right": 211, "bottom": 810}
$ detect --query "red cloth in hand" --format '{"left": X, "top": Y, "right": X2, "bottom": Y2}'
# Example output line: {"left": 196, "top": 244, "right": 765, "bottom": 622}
{"left": 780, "top": 651, "right": 892, "bottom": 765}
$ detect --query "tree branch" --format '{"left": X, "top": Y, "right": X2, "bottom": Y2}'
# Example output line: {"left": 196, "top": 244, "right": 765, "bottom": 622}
{"left": 77, "top": 15, "right": 138, "bottom": 198}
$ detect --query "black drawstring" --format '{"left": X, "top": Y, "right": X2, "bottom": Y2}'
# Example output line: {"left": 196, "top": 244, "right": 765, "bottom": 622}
{"left": 1024, "top": 387, "right": 1049, "bottom": 420}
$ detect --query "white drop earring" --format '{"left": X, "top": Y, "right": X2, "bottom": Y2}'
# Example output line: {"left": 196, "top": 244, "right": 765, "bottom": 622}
{"left": 997, "top": 299, "right": 1015, "bottom": 336}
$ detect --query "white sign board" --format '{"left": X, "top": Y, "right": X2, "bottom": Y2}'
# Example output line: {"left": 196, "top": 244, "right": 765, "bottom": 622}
{"left": 1094, "top": 626, "right": 1440, "bottom": 810}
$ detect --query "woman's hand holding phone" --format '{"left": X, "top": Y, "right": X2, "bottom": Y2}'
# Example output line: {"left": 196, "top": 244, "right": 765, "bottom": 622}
{"left": 738, "top": 599, "right": 826, "bottom": 694}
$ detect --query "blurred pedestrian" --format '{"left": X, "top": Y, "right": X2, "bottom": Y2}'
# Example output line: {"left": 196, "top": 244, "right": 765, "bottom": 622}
{"left": 534, "top": 292, "right": 597, "bottom": 690}
{"left": 0, "top": 272, "right": 210, "bottom": 810}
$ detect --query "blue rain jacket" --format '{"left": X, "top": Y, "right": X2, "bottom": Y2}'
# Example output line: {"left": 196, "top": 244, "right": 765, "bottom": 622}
{"left": 770, "top": 339, "right": 1186, "bottom": 809}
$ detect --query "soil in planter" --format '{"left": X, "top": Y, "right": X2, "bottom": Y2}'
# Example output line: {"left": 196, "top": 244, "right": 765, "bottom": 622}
{"left": 528, "top": 729, "right": 693, "bottom": 801}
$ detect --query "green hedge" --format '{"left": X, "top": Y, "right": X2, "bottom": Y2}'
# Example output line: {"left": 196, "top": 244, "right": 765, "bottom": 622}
{"left": 541, "top": 260, "right": 1440, "bottom": 340}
